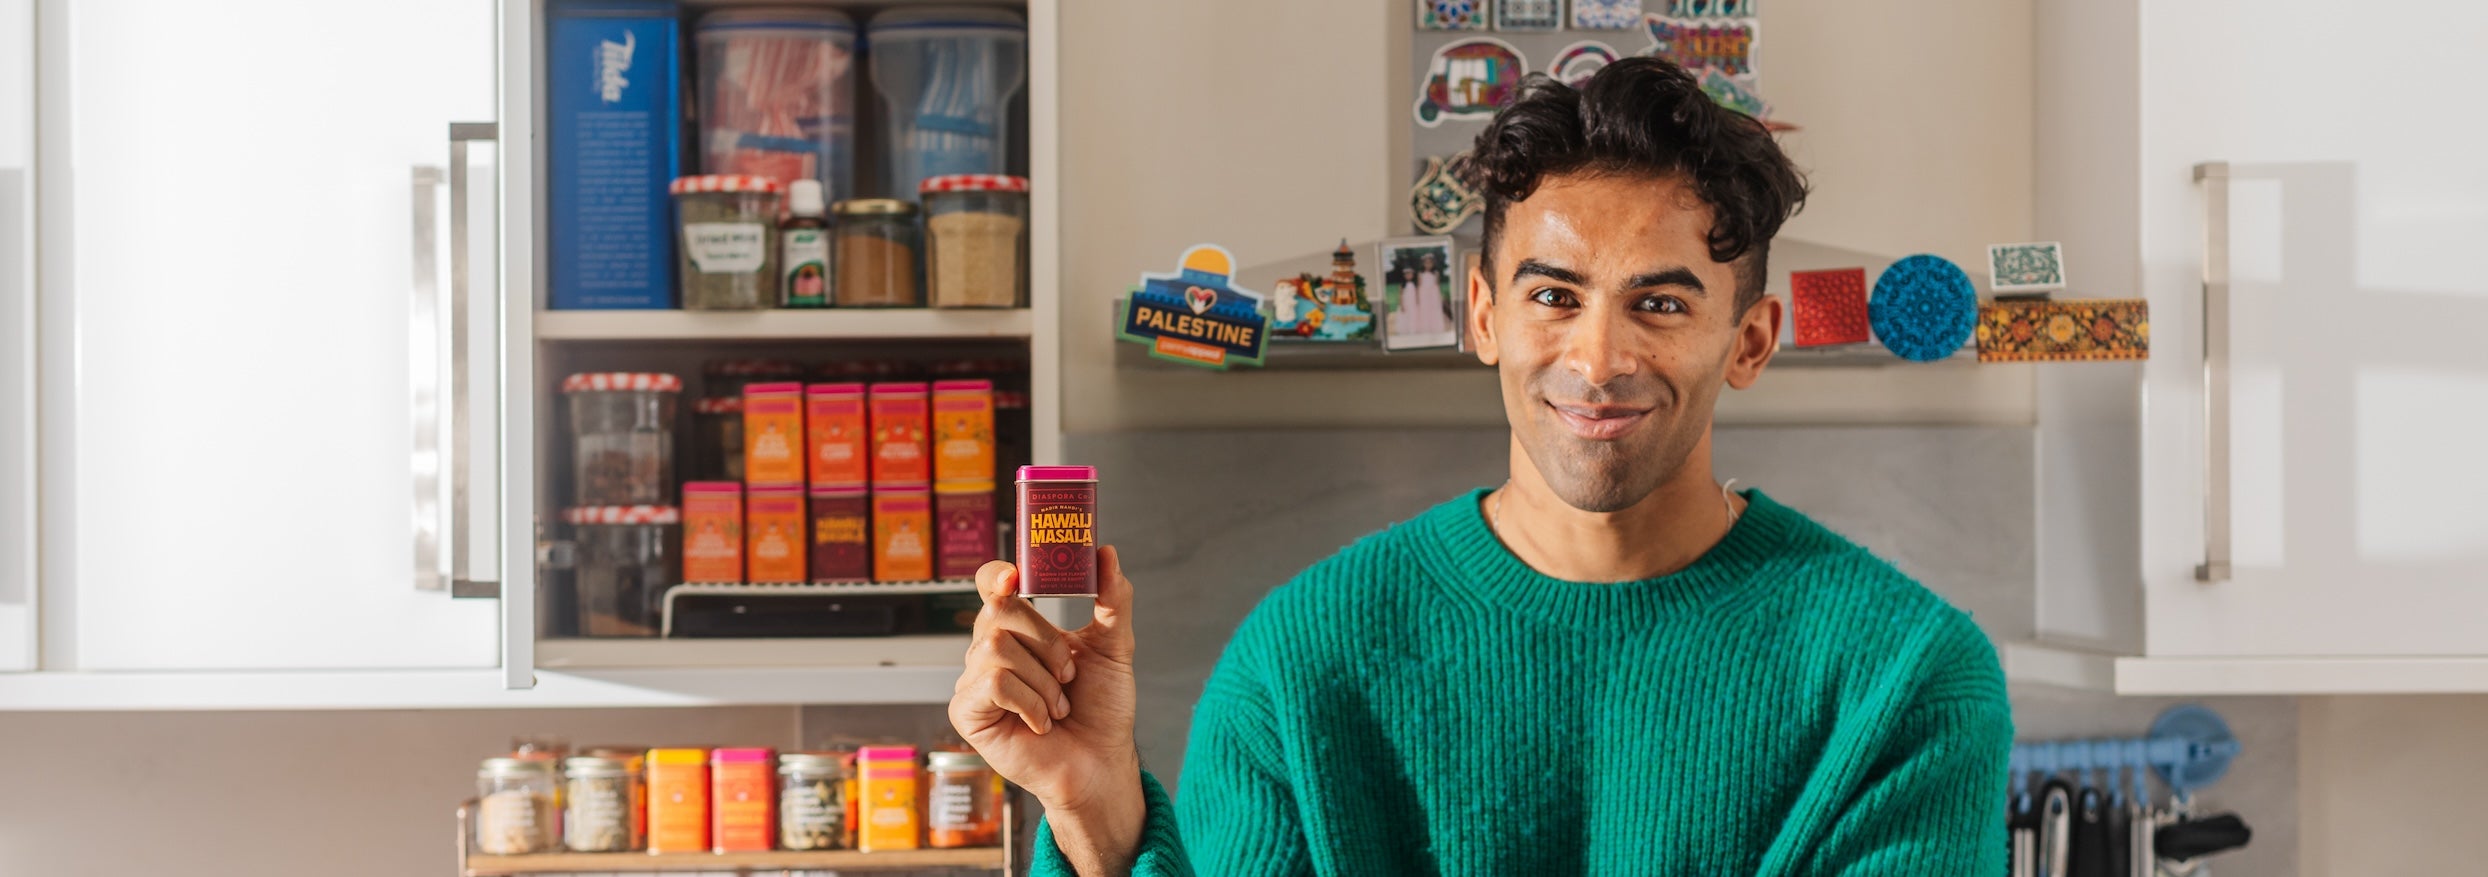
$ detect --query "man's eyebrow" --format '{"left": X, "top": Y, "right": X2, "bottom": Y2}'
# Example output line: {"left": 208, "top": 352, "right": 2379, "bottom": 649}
{"left": 1625, "top": 267, "right": 1707, "bottom": 297}
{"left": 1511, "top": 259, "right": 1585, "bottom": 286}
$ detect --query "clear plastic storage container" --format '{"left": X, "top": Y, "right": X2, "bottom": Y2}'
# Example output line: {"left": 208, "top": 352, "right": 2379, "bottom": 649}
{"left": 922, "top": 174, "right": 1028, "bottom": 308}
{"left": 563, "top": 372, "right": 682, "bottom": 506}
{"left": 565, "top": 505, "right": 680, "bottom": 637}
{"left": 695, "top": 8, "right": 858, "bottom": 202}
{"left": 866, "top": 8, "right": 1027, "bottom": 199}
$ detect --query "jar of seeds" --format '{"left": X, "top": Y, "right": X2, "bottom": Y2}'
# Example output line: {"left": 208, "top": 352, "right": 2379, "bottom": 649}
{"left": 475, "top": 758, "right": 558, "bottom": 854}
{"left": 777, "top": 752, "right": 849, "bottom": 850}
{"left": 563, "top": 756, "right": 640, "bottom": 852}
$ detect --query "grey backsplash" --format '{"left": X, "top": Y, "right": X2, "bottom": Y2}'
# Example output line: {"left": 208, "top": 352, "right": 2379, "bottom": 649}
{"left": 886, "top": 426, "right": 2289, "bottom": 876}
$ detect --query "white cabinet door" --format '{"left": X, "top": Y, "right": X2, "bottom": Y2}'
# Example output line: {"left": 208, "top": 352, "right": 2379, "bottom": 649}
{"left": 2136, "top": 2, "right": 2488, "bottom": 657}
{"left": 53, "top": 0, "right": 505, "bottom": 670}
{"left": 0, "top": 0, "right": 32, "bottom": 672}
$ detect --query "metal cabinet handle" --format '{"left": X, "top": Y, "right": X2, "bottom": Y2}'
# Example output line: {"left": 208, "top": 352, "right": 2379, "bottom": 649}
{"left": 2192, "top": 162, "right": 2232, "bottom": 583}
{"left": 413, "top": 123, "right": 501, "bottom": 597}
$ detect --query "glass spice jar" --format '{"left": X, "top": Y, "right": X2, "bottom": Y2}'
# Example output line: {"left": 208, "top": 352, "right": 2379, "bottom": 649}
{"left": 671, "top": 175, "right": 784, "bottom": 310}
{"left": 564, "top": 372, "right": 682, "bottom": 506}
{"left": 563, "top": 756, "right": 641, "bottom": 852}
{"left": 832, "top": 198, "right": 921, "bottom": 307}
{"left": 777, "top": 752, "right": 849, "bottom": 851}
{"left": 925, "top": 750, "right": 1003, "bottom": 848}
{"left": 475, "top": 758, "right": 559, "bottom": 855}
{"left": 920, "top": 174, "right": 1029, "bottom": 308}
{"left": 565, "top": 505, "right": 680, "bottom": 637}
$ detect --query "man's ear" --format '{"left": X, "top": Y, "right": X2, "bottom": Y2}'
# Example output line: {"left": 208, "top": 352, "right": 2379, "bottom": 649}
{"left": 1468, "top": 263, "right": 1498, "bottom": 366}
{"left": 1725, "top": 294, "right": 1780, "bottom": 389}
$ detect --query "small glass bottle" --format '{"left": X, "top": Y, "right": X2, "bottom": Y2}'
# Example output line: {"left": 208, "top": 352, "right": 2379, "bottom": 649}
{"left": 778, "top": 752, "right": 850, "bottom": 850}
{"left": 475, "top": 758, "right": 558, "bottom": 855}
{"left": 925, "top": 750, "right": 1002, "bottom": 848}
{"left": 781, "top": 179, "right": 831, "bottom": 307}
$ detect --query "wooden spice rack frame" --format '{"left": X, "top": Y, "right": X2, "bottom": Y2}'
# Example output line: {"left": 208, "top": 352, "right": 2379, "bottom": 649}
{"left": 456, "top": 795, "right": 1018, "bottom": 875}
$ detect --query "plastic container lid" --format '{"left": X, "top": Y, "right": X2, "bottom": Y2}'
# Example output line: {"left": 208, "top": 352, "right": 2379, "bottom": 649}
{"left": 833, "top": 198, "right": 916, "bottom": 216}
{"left": 920, "top": 174, "right": 1030, "bottom": 194}
{"left": 564, "top": 505, "right": 682, "bottom": 525}
{"left": 480, "top": 757, "right": 557, "bottom": 776}
{"left": 779, "top": 752, "right": 846, "bottom": 774}
{"left": 1019, "top": 466, "right": 1096, "bottom": 482}
{"left": 670, "top": 174, "right": 785, "bottom": 195}
{"left": 788, "top": 179, "right": 827, "bottom": 217}
{"left": 927, "top": 750, "right": 989, "bottom": 770}
{"left": 562, "top": 756, "right": 631, "bottom": 776}
{"left": 562, "top": 372, "right": 683, "bottom": 394}
{"left": 696, "top": 7, "right": 856, "bottom": 33}
{"left": 866, "top": 6, "right": 1024, "bottom": 38}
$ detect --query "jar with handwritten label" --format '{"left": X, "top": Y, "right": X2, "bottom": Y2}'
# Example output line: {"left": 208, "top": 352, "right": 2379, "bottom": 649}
{"left": 671, "top": 175, "right": 782, "bottom": 310}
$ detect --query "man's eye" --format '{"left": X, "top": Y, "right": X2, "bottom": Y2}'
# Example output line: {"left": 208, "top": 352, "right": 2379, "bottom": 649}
{"left": 1636, "top": 295, "right": 1686, "bottom": 315}
{"left": 1529, "top": 288, "right": 1577, "bottom": 308}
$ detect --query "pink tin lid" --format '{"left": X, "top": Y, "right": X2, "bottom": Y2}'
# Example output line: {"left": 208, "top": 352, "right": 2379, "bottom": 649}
{"left": 932, "top": 379, "right": 993, "bottom": 393}
{"left": 744, "top": 381, "right": 803, "bottom": 396}
{"left": 806, "top": 382, "right": 865, "bottom": 396}
{"left": 1019, "top": 466, "right": 1096, "bottom": 482}
{"left": 869, "top": 381, "right": 928, "bottom": 397}
{"left": 857, "top": 745, "right": 917, "bottom": 762}
{"left": 684, "top": 481, "right": 743, "bottom": 496}
{"left": 711, "top": 747, "right": 773, "bottom": 763}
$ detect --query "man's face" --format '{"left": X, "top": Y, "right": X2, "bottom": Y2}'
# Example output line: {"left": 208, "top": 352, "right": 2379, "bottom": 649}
{"left": 1469, "top": 172, "right": 1780, "bottom": 513}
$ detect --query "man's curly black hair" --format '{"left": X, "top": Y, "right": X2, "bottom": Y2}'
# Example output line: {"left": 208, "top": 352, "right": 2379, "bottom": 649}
{"left": 1462, "top": 55, "right": 1809, "bottom": 313}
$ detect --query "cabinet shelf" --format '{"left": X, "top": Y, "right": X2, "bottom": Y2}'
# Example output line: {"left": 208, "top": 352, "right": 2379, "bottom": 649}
{"left": 536, "top": 308, "right": 1032, "bottom": 342}
{"left": 463, "top": 848, "right": 1005, "bottom": 875}
{"left": 539, "top": 634, "right": 971, "bottom": 670}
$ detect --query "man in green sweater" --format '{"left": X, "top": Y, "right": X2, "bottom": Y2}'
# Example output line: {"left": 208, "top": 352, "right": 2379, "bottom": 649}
{"left": 949, "top": 56, "right": 2012, "bottom": 875}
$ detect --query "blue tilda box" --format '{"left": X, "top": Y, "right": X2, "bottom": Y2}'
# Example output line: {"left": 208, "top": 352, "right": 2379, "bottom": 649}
{"left": 548, "top": 1, "right": 682, "bottom": 309}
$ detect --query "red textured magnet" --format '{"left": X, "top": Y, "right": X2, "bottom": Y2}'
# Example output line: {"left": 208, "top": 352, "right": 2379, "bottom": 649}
{"left": 1791, "top": 267, "right": 1871, "bottom": 347}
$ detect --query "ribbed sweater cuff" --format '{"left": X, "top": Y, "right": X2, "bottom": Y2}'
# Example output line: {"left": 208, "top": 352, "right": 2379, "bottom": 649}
{"left": 1031, "top": 770, "right": 1190, "bottom": 877}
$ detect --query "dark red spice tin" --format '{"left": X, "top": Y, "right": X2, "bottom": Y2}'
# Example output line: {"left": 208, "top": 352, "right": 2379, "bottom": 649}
{"left": 1015, "top": 466, "right": 1097, "bottom": 597}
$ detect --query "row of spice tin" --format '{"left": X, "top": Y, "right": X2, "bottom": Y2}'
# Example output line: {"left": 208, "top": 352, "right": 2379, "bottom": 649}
{"left": 684, "top": 480, "right": 995, "bottom": 584}
{"left": 474, "top": 744, "right": 1003, "bottom": 856}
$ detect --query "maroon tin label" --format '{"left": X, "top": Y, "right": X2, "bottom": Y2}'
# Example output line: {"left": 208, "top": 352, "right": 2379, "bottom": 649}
{"left": 1016, "top": 483, "right": 1097, "bottom": 596}
{"left": 935, "top": 489, "right": 997, "bottom": 580}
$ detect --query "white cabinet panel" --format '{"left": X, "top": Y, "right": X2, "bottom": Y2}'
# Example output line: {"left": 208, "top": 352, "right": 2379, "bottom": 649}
{"left": 0, "top": 0, "right": 32, "bottom": 672}
{"left": 58, "top": 0, "right": 502, "bottom": 670}
{"left": 2134, "top": 1, "right": 2488, "bottom": 657}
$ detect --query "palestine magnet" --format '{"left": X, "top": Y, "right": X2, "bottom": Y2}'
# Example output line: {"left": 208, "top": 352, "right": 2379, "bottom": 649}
{"left": 1414, "top": 38, "right": 1529, "bottom": 127}
{"left": 1550, "top": 41, "right": 1621, "bottom": 87}
{"left": 1419, "top": 0, "right": 1489, "bottom": 31}
{"left": 1571, "top": 0, "right": 1643, "bottom": 30}
{"left": 1117, "top": 245, "right": 1271, "bottom": 370}
{"left": 1869, "top": 254, "right": 1978, "bottom": 362}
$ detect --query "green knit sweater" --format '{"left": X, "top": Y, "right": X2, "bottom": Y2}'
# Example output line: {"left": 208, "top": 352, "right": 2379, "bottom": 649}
{"left": 1035, "top": 489, "right": 2012, "bottom": 875}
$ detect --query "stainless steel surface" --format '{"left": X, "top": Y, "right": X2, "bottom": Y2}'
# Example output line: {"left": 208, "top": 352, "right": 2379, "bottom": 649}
{"left": 449, "top": 122, "right": 500, "bottom": 600}
{"left": 2192, "top": 161, "right": 2232, "bottom": 583}
{"left": 411, "top": 165, "right": 445, "bottom": 592}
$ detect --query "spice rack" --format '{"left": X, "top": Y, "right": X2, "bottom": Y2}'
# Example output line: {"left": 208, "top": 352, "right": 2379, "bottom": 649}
{"left": 455, "top": 796, "right": 1017, "bottom": 876}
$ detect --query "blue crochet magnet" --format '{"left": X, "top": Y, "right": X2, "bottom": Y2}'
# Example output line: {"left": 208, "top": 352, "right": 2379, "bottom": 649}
{"left": 1869, "top": 254, "right": 1977, "bottom": 362}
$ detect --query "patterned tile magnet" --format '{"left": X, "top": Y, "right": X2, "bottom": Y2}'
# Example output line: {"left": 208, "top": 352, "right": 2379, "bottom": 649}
{"left": 1420, "top": 0, "right": 1490, "bottom": 31}
{"left": 1987, "top": 241, "right": 2067, "bottom": 293}
{"left": 1411, "top": 153, "right": 1484, "bottom": 235}
{"left": 1550, "top": 41, "right": 1621, "bottom": 87}
{"left": 1645, "top": 15, "right": 1760, "bottom": 80}
{"left": 1869, "top": 254, "right": 1978, "bottom": 362}
{"left": 1663, "top": 0, "right": 1756, "bottom": 16}
{"left": 1789, "top": 268, "right": 1870, "bottom": 348}
{"left": 1494, "top": 0, "right": 1562, "bottom": 30}
{"left": 1571, "top": 0, "right": 1643, "bottom": 29}
{"left": 1976, "top": 299, "right": 2149, "bottom": 362}
{"left": 1414, "top": 38, "right": 1530, "bottom": 127}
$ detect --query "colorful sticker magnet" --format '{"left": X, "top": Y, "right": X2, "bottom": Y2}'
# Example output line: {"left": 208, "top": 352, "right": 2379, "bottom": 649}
{"left": 1644, "top": 15, "right": 1760, "bottom": 81}
{"left": 1494, "top": 0, "right": 1561, "bottom": 30}
{"left": 1790, "top": 267, "right": 1870, "bottom": 348}
{"left": 1698, "top": 67, "right": 1772, "bottom": 119}
{"left": 1571, "top": 0, "right": 1643, "bottom": 30}
{"left": 1415, "top": 38, "right": 1529, "bottom": 127}
{"left": 1116, "top": 245, "right": 1271, "bottom": 370}
{"left": 1412, "top": 152, "right": 1484, "bottom": 235}
{"left": 1266, "top": 240, "right": 1377, "bottom": 342}
{"left": 1976, "top": 299, "right": 2149, "bottom": 362}
{"left": 1987, "top": 241, "right": 2067, "bottom": 294}
{"left": 1664, "top": 0, "right": 1756, "bottom": 17}
{"left": 1419, "top": 0, "right": 1490, "bottom": 31}
{"left": 1550, "top": 41, "right": 1621, "bottom": 87}
{"left": 1868, "top": 254, "right": 1978, "bottom": 362}
{"left": 1378, "top": 237, "right": 1463, "bottom": 351}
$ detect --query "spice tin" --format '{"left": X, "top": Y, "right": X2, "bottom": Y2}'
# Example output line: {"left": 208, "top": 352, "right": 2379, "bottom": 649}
{"left": 809, "top": 485, "right": 872, "bottom": 582}
{"left": 868, "top": 382, "right": 930, "bottom": 484}
{"left": 935, "top": 483, "right": 996, "bottom": 580}
{"left": 710, "top": 747, "right": 775, "bottom": 853}
{"left": 806, "top": 382, "right": 869, "bottom": 487}
{"left": 683, "top": 482, "right": 744, "bottom": 584}
{"left": 744, "top": 382, "right": 807, "bottom": 485}
{"left": 931, "top": 379, "right": 995, "bottom": 483}
{"left": 873, "top": 484, "right": 935, "bottom": 582}
{"left": 646, "top": 748, "right": 711, "bottom": 854}
{"left": 1016, "top": 466, "right": 1098, "bottom": 597}
{"left": 855, "top": 745, "right": 921, "bottom": 852}
{"left": 747, "top": 485, "right": 808, "bottom": 584}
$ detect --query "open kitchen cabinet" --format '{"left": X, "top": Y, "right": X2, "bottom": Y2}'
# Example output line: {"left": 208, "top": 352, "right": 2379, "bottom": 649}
{"left": 2008, "top": 0, "right": 2488, "bottom": 695}
{"left": 0, "top": 0, "right": 1061, "bottom": 708}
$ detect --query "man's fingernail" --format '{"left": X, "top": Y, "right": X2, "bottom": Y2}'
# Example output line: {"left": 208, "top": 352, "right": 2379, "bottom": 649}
{"left": 1055, "top": 693, "right": 1071, "bottom": 718}
{"left": 1060, "top": 659, "right": 1077, "bottom": 684}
